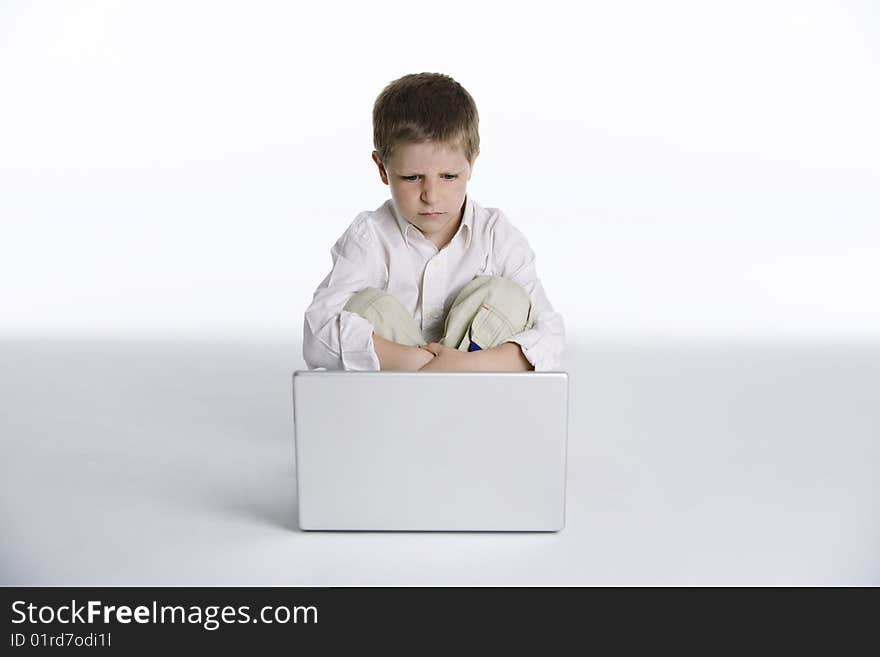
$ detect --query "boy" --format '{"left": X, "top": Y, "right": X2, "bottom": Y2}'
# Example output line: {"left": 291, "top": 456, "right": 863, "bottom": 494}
{"left": 303, "top": 73, "right": 564, "bottom": 372}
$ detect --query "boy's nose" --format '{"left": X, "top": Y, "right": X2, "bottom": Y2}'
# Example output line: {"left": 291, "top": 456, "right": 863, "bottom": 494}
{"left": 420, "top": 180, "right": 438, "bottom": 205}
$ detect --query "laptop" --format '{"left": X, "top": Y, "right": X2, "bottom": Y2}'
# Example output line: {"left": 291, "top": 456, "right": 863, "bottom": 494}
{"left": 292, "top": 371, "right": 569, "bottom": 531}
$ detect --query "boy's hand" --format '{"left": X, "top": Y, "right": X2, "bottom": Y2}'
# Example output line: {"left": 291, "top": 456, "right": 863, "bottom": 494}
{"left": 418, "top": 343, "right": 473, "bottom": 372}
{"left": 411, "top": 345, "right": 437, "bottom": 370}
{"left": 374, "top": 333, "right": 435, "bottom": 371}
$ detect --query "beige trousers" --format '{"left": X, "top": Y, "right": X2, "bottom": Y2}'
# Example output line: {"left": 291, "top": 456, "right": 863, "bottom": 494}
{"left": 343, "top": 275, "right": 534, "bottom": 351}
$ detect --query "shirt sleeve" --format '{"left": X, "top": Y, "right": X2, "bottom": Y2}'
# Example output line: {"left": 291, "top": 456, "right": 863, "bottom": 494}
{"left": 303, "top": 215, "right": 386, "bottom": 371}
{"left": 491, "top": 215, "right": 565, "bottom": 371}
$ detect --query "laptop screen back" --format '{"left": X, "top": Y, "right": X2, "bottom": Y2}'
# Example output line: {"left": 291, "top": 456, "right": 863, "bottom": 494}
{"left": 293, "top": 371, "right": 569, "bottom": 531}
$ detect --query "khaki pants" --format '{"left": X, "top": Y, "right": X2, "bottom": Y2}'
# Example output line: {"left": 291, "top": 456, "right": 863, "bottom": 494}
{"left": 343, "top": 275, "right": 535, "bottom": 351}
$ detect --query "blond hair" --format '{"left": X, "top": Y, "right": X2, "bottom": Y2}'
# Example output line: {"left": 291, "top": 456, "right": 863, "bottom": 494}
{"left": 372, "top": 72, "right": 480, "bottom": 165}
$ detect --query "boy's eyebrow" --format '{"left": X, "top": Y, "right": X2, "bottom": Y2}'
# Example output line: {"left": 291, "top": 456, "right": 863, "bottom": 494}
{"left": 396, "top": 169, "right": 464, "bottom": 175}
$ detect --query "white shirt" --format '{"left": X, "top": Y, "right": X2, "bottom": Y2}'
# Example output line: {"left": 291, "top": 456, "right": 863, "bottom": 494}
{"left": 302, "top": 196, "right": 565, "bottom": 371}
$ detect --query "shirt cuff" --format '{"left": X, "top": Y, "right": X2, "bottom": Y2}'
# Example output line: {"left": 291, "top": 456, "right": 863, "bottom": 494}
{"left": 504, "top": 328, "right": 560, "bottom": 371}
{"left": 339, "top": 310, "right": 380, "bottom": 371}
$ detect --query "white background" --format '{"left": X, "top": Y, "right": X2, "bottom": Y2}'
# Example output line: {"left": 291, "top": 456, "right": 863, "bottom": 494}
{"left": 2, "top": 0, "right": 878, "bottom": 344}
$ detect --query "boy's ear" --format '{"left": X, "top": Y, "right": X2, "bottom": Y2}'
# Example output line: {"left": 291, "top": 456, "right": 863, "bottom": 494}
{"left": 468, "top": 149, "right": 480, "bottom": 179}
{"left": 372, "top": 151, "right": 389, "bottom": 185}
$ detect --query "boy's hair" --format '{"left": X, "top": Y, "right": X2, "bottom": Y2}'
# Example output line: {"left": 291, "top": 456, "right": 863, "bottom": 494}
{"left": 372, "top": 72, "right": 480, "bottom": 165}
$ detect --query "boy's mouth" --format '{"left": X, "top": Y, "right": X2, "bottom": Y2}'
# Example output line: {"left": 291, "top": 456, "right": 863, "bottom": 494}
{"left": 419, "top": 212, "right": 444, "bottom": 216}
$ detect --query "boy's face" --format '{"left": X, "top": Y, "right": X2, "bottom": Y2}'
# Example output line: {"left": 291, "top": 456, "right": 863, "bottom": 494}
{"left": 372, "top": 140, "right": 477, "bottom": 248}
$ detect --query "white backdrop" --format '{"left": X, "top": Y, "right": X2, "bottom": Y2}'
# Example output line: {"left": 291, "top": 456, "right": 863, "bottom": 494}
{"left": 2, "top": 0, "right": 878, "bottom": 345}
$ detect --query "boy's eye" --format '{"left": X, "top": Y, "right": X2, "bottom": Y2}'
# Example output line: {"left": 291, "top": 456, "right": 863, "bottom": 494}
{"left": 400, "top": 174, "right": 459, "bottom": 181}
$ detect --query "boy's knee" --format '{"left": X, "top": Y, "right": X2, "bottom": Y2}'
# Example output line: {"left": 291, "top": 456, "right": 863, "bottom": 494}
{"left": 464, "top": 276, "right": 532, "bottom": 319}
{"left": 443, "top": 275, "right": 533, "bottom": 350}
{"left": 474, "top": 275, "right": 530, "bottom": 303}
{"left": 343, "top": 287, "right": 413, "bottom": 326}
{"left": 343, "top": 287, "right": 424, "bottom": 347}
{"left": 343, "top": 288, "right": 386, "bottom": 315}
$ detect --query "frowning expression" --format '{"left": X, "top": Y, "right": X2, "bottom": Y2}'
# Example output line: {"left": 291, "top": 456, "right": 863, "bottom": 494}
{"left": 372, "top": 140, "right": 477, "bottom": 249}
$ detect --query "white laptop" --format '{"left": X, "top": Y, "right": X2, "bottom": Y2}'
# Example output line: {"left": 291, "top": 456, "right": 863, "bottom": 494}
{"left": 292, "top": 371, "right": 569, "bottom": 531}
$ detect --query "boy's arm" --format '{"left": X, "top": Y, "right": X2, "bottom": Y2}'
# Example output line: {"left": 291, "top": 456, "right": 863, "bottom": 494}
{"left": 490, "top": 216, "right": 565, "bottom": 371}
{"left": 471, "top": 342, "right": 533, "bottom": 371}
{"left": 303, "top": 215, "right": 386, "bottom": 370}
{"left": 419, "top": 342, "right": 532, "bottom": 372}
{"left": 373, "top": 333, "right": 435, "bottom": 371}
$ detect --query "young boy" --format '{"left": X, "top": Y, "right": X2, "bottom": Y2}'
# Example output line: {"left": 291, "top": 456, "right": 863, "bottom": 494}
{"left": 303, "top": 73, "right": 564, "bottom": 372}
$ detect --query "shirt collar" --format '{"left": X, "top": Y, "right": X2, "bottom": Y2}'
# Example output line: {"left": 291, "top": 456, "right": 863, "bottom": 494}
{"left": 391, "top": 196, "right": 474, "bottom": 250}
